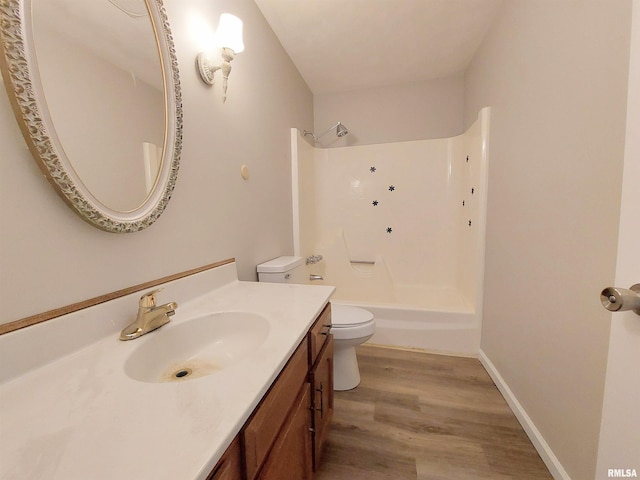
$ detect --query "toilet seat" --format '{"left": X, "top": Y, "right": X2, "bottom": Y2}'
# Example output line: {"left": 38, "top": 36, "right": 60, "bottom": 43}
{"left": 330, "top": 305, "right": 375, "bottom": 340}
{"left": 331, "top": 304, "right": 374, "bottom": 327}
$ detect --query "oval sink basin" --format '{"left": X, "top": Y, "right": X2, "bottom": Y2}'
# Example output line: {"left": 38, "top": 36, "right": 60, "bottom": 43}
{"left": 124, "top": 312, "right": 270, "bottom": 383}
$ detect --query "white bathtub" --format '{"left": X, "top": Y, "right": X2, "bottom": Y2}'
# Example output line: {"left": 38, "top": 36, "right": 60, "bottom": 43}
{"left": 332, "top": 294, "right": 480, "bottom": 356}
{"left": 293, "top": 108, "right": 490, "bottom": 357}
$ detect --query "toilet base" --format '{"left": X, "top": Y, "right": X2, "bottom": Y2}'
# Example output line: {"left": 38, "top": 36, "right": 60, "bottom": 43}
{"left": 333, "top": 343, "right": 363, "bottom": 391}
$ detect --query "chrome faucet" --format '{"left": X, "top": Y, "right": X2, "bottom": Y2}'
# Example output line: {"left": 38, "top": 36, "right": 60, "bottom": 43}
{"left": 306, "top": 254, "right": 323, "bottom": 265}
{"left": 119, "top": 289, "right": 178, "bottom": 341}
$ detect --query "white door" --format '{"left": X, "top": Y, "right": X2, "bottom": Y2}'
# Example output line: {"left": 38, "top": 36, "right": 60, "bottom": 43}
{"left": 595, "top": 1, "right": 640, "bottom": 478}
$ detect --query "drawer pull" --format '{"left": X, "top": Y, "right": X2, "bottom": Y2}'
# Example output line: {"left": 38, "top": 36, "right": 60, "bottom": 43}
{"left": 320, "top": 324, "right": 332, "bottom": 336}
{"left": 316, "top": 383, "right": 324, "bottom": 418}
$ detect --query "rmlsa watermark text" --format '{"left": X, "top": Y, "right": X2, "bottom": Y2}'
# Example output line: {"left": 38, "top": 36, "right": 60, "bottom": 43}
{"left": 608, "top": 469, "right": 638, "bottom": 478}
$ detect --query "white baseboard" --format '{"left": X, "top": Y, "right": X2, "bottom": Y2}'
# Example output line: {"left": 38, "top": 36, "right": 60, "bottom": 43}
{"left": 478, "top": 349, "right": 571, "bottom": 480}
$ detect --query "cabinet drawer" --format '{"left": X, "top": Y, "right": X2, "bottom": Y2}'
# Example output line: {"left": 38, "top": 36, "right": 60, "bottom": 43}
{"left": 243, "top": 339, "right": 309, "bottom": 480}
{"left": 206, "top": 436, "right": 242, "bottom": 480}
{"left": 309, "top": 304, "right": 332, "bottom": 366}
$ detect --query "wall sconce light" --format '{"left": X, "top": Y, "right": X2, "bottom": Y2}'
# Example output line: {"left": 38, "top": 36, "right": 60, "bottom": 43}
{"left": 196, "top": 13, "right": 244, "bottom": 102}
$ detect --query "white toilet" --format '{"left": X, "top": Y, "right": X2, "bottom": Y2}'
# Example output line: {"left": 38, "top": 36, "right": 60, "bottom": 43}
{"left": 257, "top": 256, "right": 376, "bottom": 391}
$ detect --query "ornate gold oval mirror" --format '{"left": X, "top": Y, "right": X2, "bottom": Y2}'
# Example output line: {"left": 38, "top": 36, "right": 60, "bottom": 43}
{"left": 0, "top": 0, "right": 182, "bottom": 232}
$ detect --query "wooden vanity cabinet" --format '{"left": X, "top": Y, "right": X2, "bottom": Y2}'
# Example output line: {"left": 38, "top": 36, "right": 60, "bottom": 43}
{"left": 309, "top": 304, "right": 332, "bottom": 364}
{"left": 206, "top": 437, "right": 242, "bottom": 480}
{"left": 243, "top": 339, "right": 310, "bottom": 480}
{"left": 310, "top": 336, "right": 334, "bottom": 471}
{"left": 206, "top": 304, "right": 333, "bottom": 480}
{"left": 255, "top": 386, "right": 313, "bottom": 480}
{"left": 308, "top": 303, "right": 334, "bottom": 470}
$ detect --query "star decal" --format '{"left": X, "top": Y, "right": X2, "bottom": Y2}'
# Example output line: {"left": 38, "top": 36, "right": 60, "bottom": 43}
{"left": 372, "top": 200, "right": 379, "bottom": 206}
{"left": 388, "top": 185, "right": 395, "bottom": 192}
{"left": 370, "top": 166, "right": 377, "bottom": 173}
{"left": 386, "top": 227, "right": 393, "bottom": 233}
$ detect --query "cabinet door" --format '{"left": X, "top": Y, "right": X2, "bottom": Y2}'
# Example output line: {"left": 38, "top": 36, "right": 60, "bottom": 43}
{"left": 257, "top": 385, "right": 313, "bottom": 480}
{"left": 310, "top": 336, "right": 334, "bottom": 471}
{"left": 243, "top": 339, "right": 309, "bottom": 480}
{"left": 206, "top": 437, "right": 242, "bottom": 480}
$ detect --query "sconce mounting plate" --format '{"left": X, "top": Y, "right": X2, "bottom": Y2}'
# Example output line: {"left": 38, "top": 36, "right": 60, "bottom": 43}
{"left": 196, "top": 53, "right": 218, "bottom": 85}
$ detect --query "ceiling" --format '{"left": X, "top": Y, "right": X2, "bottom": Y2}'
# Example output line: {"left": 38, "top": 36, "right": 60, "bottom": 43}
{"left": 254, "top": 0, "right": 503, "bottom": 95}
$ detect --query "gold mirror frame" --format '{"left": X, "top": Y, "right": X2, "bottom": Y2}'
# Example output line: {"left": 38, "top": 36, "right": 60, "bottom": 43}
{"left": 0, "top": 0, "right": 182, "bottom": 233}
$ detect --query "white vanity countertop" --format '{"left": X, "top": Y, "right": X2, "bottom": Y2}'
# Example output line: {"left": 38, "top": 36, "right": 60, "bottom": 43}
{"left": 0, "top": 263, "right": 334, "bottom": 480}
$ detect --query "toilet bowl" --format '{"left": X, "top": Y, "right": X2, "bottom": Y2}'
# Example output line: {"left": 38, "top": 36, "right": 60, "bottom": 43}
{"left": 330, "top": 304, "right": 375, "bottom": 390}
{"left": 256, "top": 256, "right": 376, "bottom": 391}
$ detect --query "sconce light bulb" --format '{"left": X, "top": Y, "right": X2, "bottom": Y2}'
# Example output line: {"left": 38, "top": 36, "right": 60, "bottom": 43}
{"left": 216, "top": 14, "right": 244, "bottom": 53}
{"left": 196, "top": 14, "right": 244, "bottom": 102}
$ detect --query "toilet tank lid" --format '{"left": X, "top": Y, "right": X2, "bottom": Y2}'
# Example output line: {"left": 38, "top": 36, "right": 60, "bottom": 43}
{"left": 257, "top": 256, "right": 303, "bottom": 273}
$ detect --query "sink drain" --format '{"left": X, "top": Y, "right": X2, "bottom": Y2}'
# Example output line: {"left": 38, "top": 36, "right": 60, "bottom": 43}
{"left": 173, "top": 368, "right": 192, "bottom": 379}
{"left": 160, "top": 361, "right": 220, "bottom": 382}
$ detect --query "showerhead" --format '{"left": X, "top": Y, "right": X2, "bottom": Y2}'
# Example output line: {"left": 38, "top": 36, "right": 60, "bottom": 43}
{"left": 303, "top": 121, "right": 349, "bottom": 142}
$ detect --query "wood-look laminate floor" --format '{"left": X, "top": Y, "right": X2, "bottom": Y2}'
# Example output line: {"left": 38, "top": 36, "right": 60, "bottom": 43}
{"left": 315, "top": 345, "right": 553, "bottom": 480}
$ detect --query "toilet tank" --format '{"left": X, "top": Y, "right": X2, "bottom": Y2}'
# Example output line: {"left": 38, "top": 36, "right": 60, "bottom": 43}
{"left": 257, "top": 256, "right": 306, "bottom": 284}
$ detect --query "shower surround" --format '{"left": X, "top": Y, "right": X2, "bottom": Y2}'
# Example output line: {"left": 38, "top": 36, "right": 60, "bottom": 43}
{"left": 292, "top": 108, "right": 490, "bottom": 355}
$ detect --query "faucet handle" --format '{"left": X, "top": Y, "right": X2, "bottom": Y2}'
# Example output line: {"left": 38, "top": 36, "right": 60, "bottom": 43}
{"left": 139, "top": 288, "right": 163, "bottom": 308}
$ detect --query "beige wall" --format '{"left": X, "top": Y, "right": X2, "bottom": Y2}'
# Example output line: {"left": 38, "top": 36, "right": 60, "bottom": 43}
{"left": 0, "top": 0, "right": 313, "bottom": 324}
{"left": 313, "top": 73, "right": 465, "bottom": 147}
{"left": 464, "top": 1, "right": 632, "bottom": 479}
